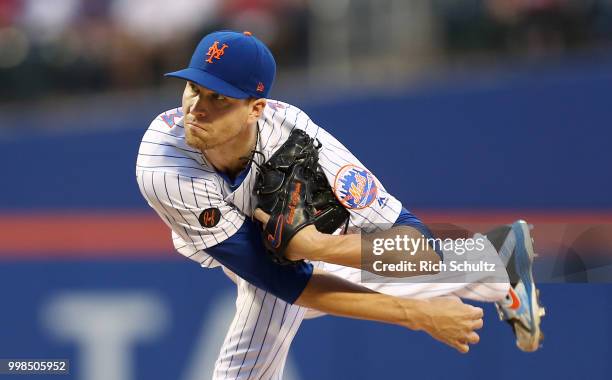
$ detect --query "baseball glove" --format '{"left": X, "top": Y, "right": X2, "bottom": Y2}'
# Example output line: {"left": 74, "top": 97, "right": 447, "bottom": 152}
{"left": 253, "top": 129, "right": 350, "bottom": 265}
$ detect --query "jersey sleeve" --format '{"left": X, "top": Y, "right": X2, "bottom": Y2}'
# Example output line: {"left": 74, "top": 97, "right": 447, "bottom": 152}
{"left": 204, "top": 219, "right": 314, "bottom": 304}
{"left": 137, "top": 168, "right": 314, "bottom": 303}
{"left": 394, "top": 207, "right": 443, "bottom": 260}
{"left": 136, "top": 169, "right": 244, "bottom": 267}
{"left": 302, "top": 123, "right": 403, "bottom": 233}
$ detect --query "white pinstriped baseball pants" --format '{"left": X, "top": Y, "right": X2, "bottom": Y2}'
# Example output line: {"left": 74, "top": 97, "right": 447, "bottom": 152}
{"left": 212, "top": 277, "right": 306, "bottom": 380}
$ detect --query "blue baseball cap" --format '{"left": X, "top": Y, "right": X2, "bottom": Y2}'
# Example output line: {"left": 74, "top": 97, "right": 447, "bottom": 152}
{"left": 165, "top": 30, "right": 276, "bottom": 99}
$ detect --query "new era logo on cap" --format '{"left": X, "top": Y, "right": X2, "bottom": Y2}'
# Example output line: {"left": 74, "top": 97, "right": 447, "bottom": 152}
{"left": 164, "top": 30, "right": 276, "bottom": 99}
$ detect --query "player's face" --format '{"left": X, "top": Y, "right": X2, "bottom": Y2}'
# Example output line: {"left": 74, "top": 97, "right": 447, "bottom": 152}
{"left": 182, "top": 82, "right": 257, "bottom": 151}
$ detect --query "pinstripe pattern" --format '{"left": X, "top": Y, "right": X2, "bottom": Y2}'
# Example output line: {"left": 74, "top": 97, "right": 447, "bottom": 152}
{"left": 134, "top": 103, "right": 406, "bottom": 379}
{"left": 226, "top": 100, "right": 403, "bottom": 226}
{"left": 317, "top": 234, "right": 510, "bottom": 303}
{"left": 136, "top": 102, "right": 511, "bottom": 379}
{"left": 213, "top": 277, "right": 305, "bottom": 380}
{"left": 319, "top": 264, "right": 509, "bottom": 302}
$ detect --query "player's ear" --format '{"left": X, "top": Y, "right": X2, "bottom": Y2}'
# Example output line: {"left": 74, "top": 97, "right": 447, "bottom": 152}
{"left": 247, "top": 98, "right": 266, "bottom": 124}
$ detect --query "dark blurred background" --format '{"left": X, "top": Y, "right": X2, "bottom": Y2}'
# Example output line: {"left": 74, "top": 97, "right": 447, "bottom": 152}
{"left": 1, "top": 0, "right": 612, "bottom": 102}
{"left": 1, "top": 1, "right": 611, "bottom": 379}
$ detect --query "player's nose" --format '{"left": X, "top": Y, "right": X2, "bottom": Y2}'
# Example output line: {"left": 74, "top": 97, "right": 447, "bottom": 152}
{"left": 190, "top": 98, "right": 208, "bottom": 117}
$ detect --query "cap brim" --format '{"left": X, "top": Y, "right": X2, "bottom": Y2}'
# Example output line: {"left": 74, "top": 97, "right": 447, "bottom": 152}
{"left": 165, "top": 68, "right": 250, "bottom": 99}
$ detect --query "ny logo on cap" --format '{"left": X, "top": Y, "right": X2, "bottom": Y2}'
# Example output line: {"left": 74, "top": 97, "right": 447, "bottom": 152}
{"left": 206, "top": 41, "right": 228, "bottom": 63}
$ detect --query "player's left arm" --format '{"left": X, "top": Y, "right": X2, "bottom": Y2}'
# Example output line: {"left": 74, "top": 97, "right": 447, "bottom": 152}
{"left": 254, "top": 209, "right": 440, "bottom": 276}
{"left": 253, "top": 124, "right": 441, "bottom": 275}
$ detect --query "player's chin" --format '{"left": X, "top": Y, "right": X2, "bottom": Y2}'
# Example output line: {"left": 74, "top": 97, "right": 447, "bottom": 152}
{"left": 185, "top": 132, "right": 209, "bottom": 151}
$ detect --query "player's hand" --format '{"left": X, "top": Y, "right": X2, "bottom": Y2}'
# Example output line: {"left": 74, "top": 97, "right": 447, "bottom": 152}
{"left": 253, "top": 208, "right": 324, "bottom": 261}
{"left": 412, "top": 296, "right": 483, "bottom": 354}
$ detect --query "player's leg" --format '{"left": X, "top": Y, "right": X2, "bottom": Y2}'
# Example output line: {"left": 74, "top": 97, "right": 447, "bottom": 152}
{"left": 213, "top": 275, "right": 307, "bottom": 380}
{"left": 318, "top": 231, "right": 510, "bottom": 302}
{"left": 320, "top": 267, "right": 509, "bottom": 301}
{"left": 311, "top": 221, "right": 545, "bottom": 351}
{"left": 266, "top": 342, "right": 291, "bottom": 380}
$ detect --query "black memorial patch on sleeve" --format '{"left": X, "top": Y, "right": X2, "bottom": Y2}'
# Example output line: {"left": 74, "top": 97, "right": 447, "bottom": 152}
{"left": 199, "top": 208, "right": 221, "bottom": 228}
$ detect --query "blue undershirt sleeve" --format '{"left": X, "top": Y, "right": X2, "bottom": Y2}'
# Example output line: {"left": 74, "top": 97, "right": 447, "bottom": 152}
{"left": 203, "top": 219, "right": 313, "bottom": 304}
{"left": 393, "top": 207, "right": 444, "bottom": 260}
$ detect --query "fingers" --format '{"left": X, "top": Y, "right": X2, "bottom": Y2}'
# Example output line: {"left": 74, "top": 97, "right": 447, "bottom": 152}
{"left": 423, "top": 298, "right": 484, "bottom": 354}
{"left": 470, "top": 306, "right": 484, "bottom": 319}
{"left": 449, "top": 332, "right": 479, "bottom": 353}
{"left": 444, "top": 340, "right": 470, "bottom": 354}
{"left": 467, "top": 305, "right": 483, "bottom": 331}
{"left": 437, "top": 328, "right": 479, "bottom": 354}
{"left": 466, "top": 331, "right": 480, "bottom": 344}
{"left": 253, "top": 208, "right": 270, "bottom": 225}
{"left": 445, "top": 324, "right": 482, "bottom": 353}
{"left": 451, "top": 340, "right": 470, "bottom": 354}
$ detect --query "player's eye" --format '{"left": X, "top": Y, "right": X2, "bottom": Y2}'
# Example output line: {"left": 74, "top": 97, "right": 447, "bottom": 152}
{"left": 211, "top": 93, "right": 226, "bottom": 101}
{"left": 188, "top": 82, "right": 199, "bottom": 94}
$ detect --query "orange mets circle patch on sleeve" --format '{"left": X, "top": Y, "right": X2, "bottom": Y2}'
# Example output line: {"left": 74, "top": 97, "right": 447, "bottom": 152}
{"left": 333, "top": 164, "right": 378, "bottom": 209}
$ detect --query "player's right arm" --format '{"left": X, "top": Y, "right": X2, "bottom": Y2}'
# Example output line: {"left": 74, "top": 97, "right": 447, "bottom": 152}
{"left": 136, "top": 141, "right": 481, "bottom": 352}
{"left": 296, "top": 268, "right": 482, "bottom": 353}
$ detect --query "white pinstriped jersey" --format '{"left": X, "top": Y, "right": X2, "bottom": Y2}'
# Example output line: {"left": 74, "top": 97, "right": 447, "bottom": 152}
{"left": 136, "top": 100, "right": 402, "bottom": 267}
{"left": 136, "top": 100, "right": 508, "bottom": 380}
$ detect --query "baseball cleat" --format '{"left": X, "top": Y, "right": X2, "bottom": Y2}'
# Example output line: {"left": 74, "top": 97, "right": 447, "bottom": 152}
{"left": 486, "top": 220, "right": 545, "bottom": 352}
